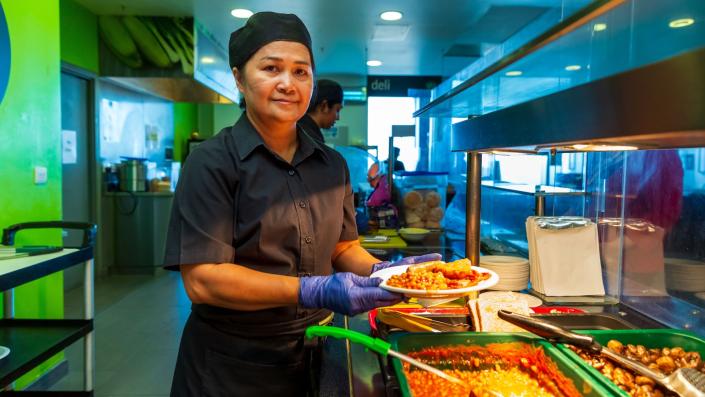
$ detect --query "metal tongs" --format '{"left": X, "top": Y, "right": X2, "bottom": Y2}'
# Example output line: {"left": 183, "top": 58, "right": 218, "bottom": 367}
{"left": 498, "top": 310, "right": 705, "bottom": 397}
{"left": 377, "top": 309, "right": 470, "bottom": 333}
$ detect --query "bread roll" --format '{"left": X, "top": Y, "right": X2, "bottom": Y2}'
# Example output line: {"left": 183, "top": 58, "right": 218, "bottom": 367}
{"left": 426, "top": 191, "right": 441, "bottom": 208}
{"left": 425, "top": 221, "right": 441, "bottom": 229}
{"left": 403, "top": 190, "right": 423, "bottom": 209}
{"left": 405, "top": 213, "right": 421, "bottom": 224}
{"left": 407, "top": 221, "right": 425, "bottom": 228}
{"left": 428, "top": 207, "right": 444, "bottom": 222}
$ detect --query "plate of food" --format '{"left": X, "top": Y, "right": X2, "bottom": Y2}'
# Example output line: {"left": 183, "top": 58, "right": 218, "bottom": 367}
{"left": 372, "top": 258, "right": 499, "bottom": 299}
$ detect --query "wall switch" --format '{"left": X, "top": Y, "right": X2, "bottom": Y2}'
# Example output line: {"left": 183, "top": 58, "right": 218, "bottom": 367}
{"left": 34, "top": 166, "right": 48, "bottom": 184}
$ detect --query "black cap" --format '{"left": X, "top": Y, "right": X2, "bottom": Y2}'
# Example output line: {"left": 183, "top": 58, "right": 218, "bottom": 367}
{"left": 228, "top": 12, "right": 314, "bottom": 70}
{"left": 308, "top": 79, "right": 343, "bottom": 112}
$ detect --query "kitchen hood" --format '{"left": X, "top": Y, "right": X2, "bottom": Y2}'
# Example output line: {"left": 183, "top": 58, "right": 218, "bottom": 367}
{"left": 98, "top": 16, "right": 238, "bottom": 104}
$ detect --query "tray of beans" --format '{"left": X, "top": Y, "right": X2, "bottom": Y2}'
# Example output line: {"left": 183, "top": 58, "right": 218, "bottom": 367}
{"left": 388, "top": 332, "right": 613, "bottom": 397}
{"left": 556, "top": 329, "right": 705, "bottom": 397}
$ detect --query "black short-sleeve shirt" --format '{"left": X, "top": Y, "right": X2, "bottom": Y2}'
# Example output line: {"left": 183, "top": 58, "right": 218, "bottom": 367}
{"left": 164, "top": 113, "right": 358, "bottom": 335}
{"left": 299, "top": 113, "right": 325, "bottom": 143}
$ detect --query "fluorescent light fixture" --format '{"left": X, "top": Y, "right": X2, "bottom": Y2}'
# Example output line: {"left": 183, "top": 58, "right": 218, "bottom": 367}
{"left": 231, "top": 8, "right": 253, "bottom": 19}
{"left": 572, "top": 144, "right": 638, "bottom": 151}
{"left": 200, "top": 56, "right": 216, "bottom": 64}
{"left": 669, "top": 18, "right": 694, "bottom": 28}
{"left": 565, "top": 65, "right": 582, "bottom": 71}
{"left": 593, "top": 23, "right": 607, "bottom": 31}
{"left": 367, "top": 60, "right": 382, "bottom": 67}
{"left": 380, "top": 11, "right": 403, "bottom": 21}
{"left": 505, "top": 70, "right": 522, "bottom": 77}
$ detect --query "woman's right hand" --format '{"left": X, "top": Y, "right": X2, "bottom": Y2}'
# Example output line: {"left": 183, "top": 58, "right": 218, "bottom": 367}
{"left": 298, "top": 273, "right": 402, "bottom": 316}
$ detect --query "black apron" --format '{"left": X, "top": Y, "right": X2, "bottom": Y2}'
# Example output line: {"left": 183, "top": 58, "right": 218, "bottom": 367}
{"left": 170, "top": 310, "right": 330, "bottom": 397}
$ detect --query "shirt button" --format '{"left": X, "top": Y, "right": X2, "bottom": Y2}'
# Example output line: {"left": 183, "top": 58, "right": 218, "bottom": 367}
{"left": 305, "top": 236, "right": 313, "bottom": 244}
{"left": 299, "top": 201, "right": 306, "bottom": 208}
{"left": 288, "top": 169, "right": 295, "bottom": 176}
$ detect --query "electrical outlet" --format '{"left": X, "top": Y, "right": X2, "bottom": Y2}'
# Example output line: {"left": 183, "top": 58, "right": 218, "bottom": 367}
{"left": 34, "top": 166, "right": 47, "bottom": 185}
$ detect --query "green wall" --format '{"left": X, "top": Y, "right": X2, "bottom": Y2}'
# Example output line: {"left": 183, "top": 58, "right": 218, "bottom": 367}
{"left": 59, "top": 0, "right": 98, "bottom": 73}
{"left": 0, "top": 0, "right": 64, "bottom": 388}
{"left": 173, "top": 102, "right": 197, "bottom": 162}
{"left": 339, "top": 102, "right": 367, "bottom": 146}
{"left": 173, "top": 102, "right": 241, "bottom": 162}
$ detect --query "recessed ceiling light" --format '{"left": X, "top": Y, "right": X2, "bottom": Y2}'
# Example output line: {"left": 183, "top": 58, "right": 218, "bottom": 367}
{"left": 505, "top": 70, "right": 522, "bottom": 76}
{"left": 380, "top": 11, "right": 403, "bottom": 21}
{"left": 231, "top": 8, "right": 253, "bottom": 19}
{"left": 565, "top": 65, "right": 582, "bottom": 71}
{"left": 593, "top": 23, "right": 607, "bottom": 32}
{"left": 367, "top": 60, "right": 383, "bottom": 67}
{"left": 669, "top": 18, "right": 694, "bottom": 28}
{"left": 201, "top": 56, "right": 216, "bottom": 64}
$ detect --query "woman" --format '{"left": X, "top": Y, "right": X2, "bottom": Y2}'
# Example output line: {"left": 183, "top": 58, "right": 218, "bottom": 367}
{"left": 163, "top": 12, "right": 439, "bottom": 396}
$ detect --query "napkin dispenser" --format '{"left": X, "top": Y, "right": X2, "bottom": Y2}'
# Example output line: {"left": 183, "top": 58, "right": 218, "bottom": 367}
{"left": 526, "top": 216, "right": 605, "bottom": 297}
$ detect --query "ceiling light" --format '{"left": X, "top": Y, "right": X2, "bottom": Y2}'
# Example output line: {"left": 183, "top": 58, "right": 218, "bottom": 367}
{"left": 669, "top": 18, "right": 694, "bottom": 28}
{"left": 231, "top": 8, "right": 253, "bottom": 19}
{"left": 367, "top": 60, "right": 382, "bottom": 67}
{"left": 565, "top": 65, "right": 582, "bottom": 71}
{"left": 593, "top": 23, "right": 607, "bottom": 32}
{"left": 505, "top": 70, "right": 522, "bottom": 77}
{"left": 380, "top": 11, "right": 403, "bottom": 21}
{"left": 200, "top": 56, "right": 216, "bottom": 64}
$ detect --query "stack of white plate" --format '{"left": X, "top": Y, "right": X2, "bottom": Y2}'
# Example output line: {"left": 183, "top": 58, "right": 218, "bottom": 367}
{"left": 479, "top": 255, "right": 529, "bottom": 291}
{"left": 664, "top": 258, "right": 705, "bottom": 292}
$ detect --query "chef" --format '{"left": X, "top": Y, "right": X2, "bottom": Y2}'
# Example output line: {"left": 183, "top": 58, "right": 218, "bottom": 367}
{"left": 299, "top": 79, "right": 344, "bottom": 143}
{"left": 163, "top": 11, "right": 440, "bottom": 397}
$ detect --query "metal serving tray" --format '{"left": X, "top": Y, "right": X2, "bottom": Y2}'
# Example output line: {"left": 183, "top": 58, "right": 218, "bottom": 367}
{"left": 531, "top": 313, "right": 638, "bottom": 330}
{"left": 557, "top": 329, "right": 705, "bottom": 397}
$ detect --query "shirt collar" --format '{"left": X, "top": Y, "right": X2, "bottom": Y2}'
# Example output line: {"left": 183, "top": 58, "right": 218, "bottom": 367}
{"left": 232, "top": 113, "right": 330, "bottom": 164}
{"left": 293, "top": 123, "right": 330, "bottom": 166}
{"left": 232, "top": 114, "right": 265, "bottom": 161}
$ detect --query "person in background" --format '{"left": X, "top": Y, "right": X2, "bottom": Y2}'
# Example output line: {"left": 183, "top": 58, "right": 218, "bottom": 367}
{"left": 163, "top": 12, "right": 439, "bottom": 397}
{"left": 392, "top": 146, "right": 405, "bottom": 171}
{"left": 367, "top": 162, "right": 391, "bottom": 207}
{"left": 366, "top": 162, "right": 400, "bottom": 229}
{"left": 299, "top": 79, "right": 344, "bottom": 143}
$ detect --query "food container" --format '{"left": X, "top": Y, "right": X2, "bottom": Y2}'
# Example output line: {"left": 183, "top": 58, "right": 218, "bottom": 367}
{"left": 556, "top": 329, "right": 705, "bottom": 397}
{"left": 398, "top": 227, "right": 430, "bottom": 243}
{"left": 395, "top": 171, "right": 448, "bottom": 229}
{"left": 368, "top": 307, "right": 472, "bottom": 338}
{"left": 389, "top": 332, "right": 613, "bottom": 397}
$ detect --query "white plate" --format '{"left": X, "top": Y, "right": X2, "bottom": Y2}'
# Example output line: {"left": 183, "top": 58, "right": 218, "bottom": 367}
{"left": 372, "top": 265, "right": 499, "bottom": 299}
{"left": 0, "top": 346, "right": 10, "bottom": 360}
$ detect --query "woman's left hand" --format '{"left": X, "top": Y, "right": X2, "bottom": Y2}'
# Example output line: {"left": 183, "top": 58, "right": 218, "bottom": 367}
{"left": 370, "top": 253, "right": 442, "bottom": 275}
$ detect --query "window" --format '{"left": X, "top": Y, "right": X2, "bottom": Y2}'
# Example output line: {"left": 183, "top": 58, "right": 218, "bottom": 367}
{"left": 367, "top": 97, "right": 418, "bottom": 171}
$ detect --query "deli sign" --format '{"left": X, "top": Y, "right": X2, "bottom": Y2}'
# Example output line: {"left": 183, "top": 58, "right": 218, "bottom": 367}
{"left": 367, "top": 75, "right": 441, "bottom": 97}
{"left": 0, "top": 2, "right": 9, "bottom": 104}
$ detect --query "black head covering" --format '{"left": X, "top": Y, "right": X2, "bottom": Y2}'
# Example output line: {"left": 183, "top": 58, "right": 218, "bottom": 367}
{"left": 307, "top": 79, "right": 344, "bottom": 113}
{"left": 229, "top": 12, "right": 314, "bottom": 70}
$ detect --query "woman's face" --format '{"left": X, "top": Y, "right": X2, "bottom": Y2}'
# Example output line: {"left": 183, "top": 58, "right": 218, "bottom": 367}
{"left": 235, "top": 41, "right": 313, "bottom": 125}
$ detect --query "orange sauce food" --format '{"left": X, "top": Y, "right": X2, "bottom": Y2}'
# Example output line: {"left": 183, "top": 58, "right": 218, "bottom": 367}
{"left": 402, "top": 343, "right": 582, "bottom": 397}
{"left": 387, "top": 258, "right": 490, "bottom": 290}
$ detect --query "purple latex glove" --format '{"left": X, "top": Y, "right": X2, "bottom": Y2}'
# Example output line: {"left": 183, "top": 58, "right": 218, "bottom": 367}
{"left": 370, "top": 253, "right": 443, "bottom": 275}
{"left": 299, "top": 273, "right": 403, "bottom": 316}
